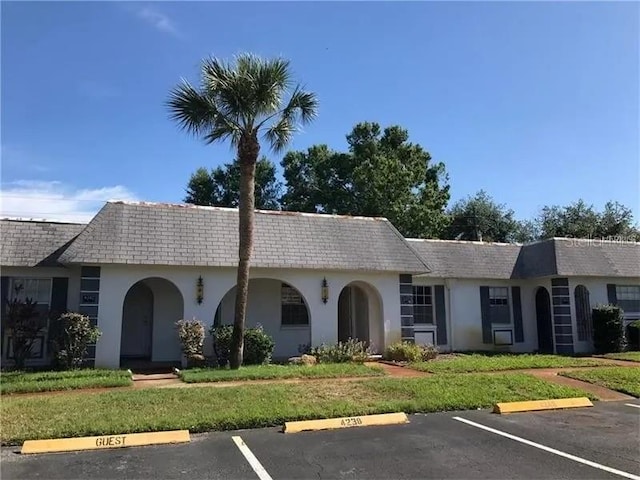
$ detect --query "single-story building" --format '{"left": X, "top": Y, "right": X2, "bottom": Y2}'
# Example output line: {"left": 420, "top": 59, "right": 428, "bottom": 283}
{"left": 1, "top": 201, "right": 638, "bottom": 368}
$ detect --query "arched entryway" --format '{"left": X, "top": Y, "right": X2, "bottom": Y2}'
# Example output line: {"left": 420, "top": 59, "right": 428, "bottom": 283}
{"left": 535, "top": 287, "right": 554, "bottom": 353}
{"left": 121, "top": 277, "right": 184, "bottom": 365}
{"left": 337, "top": 282, "right": 384, "bottom": 352}
{"left": 215, "top": 279, "right": 311, "bottom": 359}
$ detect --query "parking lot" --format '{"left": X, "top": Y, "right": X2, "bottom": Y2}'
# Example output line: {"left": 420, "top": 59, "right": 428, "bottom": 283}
{"left": 3, "top": 400, "right": 639, "bottom": 480}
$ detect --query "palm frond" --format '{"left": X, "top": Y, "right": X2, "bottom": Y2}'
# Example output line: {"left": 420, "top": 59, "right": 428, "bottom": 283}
{"left": 282, "top": 85, "right": 318, "bottom": 125}
{"left": 167, "top": 80, "right": 218, "bottom": 135}
{"left": 263, "top": 117, "right": 294, "bottom": 153}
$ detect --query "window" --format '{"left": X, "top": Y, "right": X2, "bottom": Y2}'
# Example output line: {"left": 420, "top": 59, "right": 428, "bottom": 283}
{"left": 616, "top": 285, "right": 640, "bottom": 313}
{"left": 281, "top": 284, "right": 309, "bottom": 326}
{"left": 489, "top": 287, "right": 509, "bottom": 306}
{"left": 488, "top": 287, "right": 510, "bottom": 324}
{"left": 413, "top": 286, "right": 434, "bottom": 324}
{"left": 575, "top": 285, "right": 592, "bottom": 341}
{"left": 9, "top": 278, "right": 52, "bottom": 306}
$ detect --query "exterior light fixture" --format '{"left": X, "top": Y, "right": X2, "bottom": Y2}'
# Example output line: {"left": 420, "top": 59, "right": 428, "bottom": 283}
{"left": 196, "top": 276, "right": 204, "bottom": 305}
{"left": 321, "top": 277, "right": 329, "bottom": 304}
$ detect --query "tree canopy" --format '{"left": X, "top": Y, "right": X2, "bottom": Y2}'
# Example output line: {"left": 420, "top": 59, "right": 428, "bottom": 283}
{"left": 184, "top": 157, "right": 282, "bottom": 210}
{"left": 281, "top": 122, "right": 450, "bottom": 238}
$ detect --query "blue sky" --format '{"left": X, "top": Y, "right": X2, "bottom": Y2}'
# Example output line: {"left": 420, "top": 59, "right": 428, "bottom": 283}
{"left": 1, "top": 1, "right": 638, "bottom": 223}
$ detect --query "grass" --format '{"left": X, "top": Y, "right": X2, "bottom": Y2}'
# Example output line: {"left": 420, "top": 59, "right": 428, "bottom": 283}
{"left": 179, "top": 363, "right": 384, "bottom": 383}
{"left": 0, "top": 373, "right": 592, "bottom": 445}
{"left": 410, "top": 353, "right": 607, "bottom": 374}
{"left": 0, "top": 369, "right": 132, "bottom": 395}
{"left": 602, "top": 352, "right": 640, "bottom": 363}
{"left": 560, "top": 367, "right": 640, "bottom": 397}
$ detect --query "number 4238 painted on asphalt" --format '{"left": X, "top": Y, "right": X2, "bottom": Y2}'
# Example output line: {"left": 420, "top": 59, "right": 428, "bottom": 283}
{"left": 340, "top": 417, "right": 363, "bottom": 427}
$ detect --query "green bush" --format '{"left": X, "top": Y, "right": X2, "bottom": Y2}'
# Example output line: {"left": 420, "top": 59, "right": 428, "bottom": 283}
{"left": 311, "top": 339, "right": 371, "bottom": 363}
{"left": 384, "top": 341, "right": 423, "bottom": 362}
{"left": 242, "top": 325, "right": 275, "bottom": 365}
{"left": 210, "top": 324, "right": 275, "bottom": 366}
{"left": 176, "top": 319, "right": 205, "bottom": 359}
{"left": 592, "top": 305, "right": 626, "bottom": 354}
{"left": 421, "top": 344, "right": 439, "bottom": 361}
{"left": 49, "top": 313, "right": 101, "bottom": 369}
{"left": 626, "top": 320, "right": 640, "bottom": 351}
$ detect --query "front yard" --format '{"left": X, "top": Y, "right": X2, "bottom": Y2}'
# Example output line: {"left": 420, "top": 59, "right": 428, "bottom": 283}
{"left": 602, "top": 352, "right": 640, "bottom": 363}
{"left": 0, "top": 372, "right": 592, "bottom": 445}
{"left": 179, "top": 363, "right": 384, "bottom": 383}
{"left": 0, "top": 369, "right": 132, "bottom": 395}
{"left": 560, "top": 367, "right": 640, "bottom": 397}
{"left": 409, "top": 353, "right": 607, "bottom": 374}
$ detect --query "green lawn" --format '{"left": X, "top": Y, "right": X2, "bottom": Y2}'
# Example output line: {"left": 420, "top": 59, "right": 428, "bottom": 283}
{"left": 603, "top": 352, "right": 640, "bottom": 363}
{"left": 179, "top": 363, "right": 384, "bottom": 383}
{"left": 410, "top": 353, "right": 606, "bottom": 374}
{"left": 1, "top": 373, "right": 592, "bottom": 445}
{"left": 560, "top": 367, "right": 640, "bottom": 397}
{"left": 0, "top": 369, "right": 132, "bottom": 395}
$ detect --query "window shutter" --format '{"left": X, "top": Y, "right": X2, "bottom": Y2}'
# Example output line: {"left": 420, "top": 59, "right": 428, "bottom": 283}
{"left": 434, "top": 285, "right": 447, "bottom": 345}
{"left": 50, "top": 278, "right": 69, "bottom": 318}
{"left": 606, "top": 284, "right": 617, "bottom": 305}
{"left": 480, "top": 286, "right": 492, "bottom": 343}
{"left": 1, "top": 276, "right": 8, "bottom": 324}
{"left": 512, "top": 286, "right": 524, "bottom": 343}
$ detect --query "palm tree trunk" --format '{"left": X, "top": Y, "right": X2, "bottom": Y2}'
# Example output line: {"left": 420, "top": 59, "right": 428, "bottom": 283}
{"left": 230, "top": 136, "right": 259, "bottom": 369}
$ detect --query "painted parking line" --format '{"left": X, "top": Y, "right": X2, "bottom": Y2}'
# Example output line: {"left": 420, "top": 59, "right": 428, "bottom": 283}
{"left": 232, "top": 436, "right": 273, "bottom": 480}
{"left": 453, "top": 416, "right": 640, "bottom": 480}
{"left": 624, "top": 404, "right": 640, "bottom": 409}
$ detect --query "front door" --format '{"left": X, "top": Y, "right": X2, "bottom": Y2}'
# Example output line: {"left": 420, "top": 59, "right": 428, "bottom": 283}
{"left": 121, "top": 282, "right": 153, "bottom": 358}
{"left": 338, "top": 287, "right": 352, "bottom": 342}
{"left": 535, "top": 287, "right": 554, "bottom": 354}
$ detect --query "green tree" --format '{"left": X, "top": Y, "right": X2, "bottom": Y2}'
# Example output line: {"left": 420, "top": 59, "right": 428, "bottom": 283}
{"left": 445, "top": 190, "right": 523, "bottom": 243}
{"left": 536, "top": 200, "right": 639, "bottom": 240}
{"left": 168, "top": 54, "right": 317, "bottom": 368}
{"left": 185, "top": 157, "right": 282, "bottom": 210}
{"left": 281, "top": 122, "right": 450, "bottom": 238}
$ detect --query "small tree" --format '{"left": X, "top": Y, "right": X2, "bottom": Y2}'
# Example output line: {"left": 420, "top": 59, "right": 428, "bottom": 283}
{"left": 3, "top": 285, "right": 46, "bottom": 369}
{"left": 49, "top": 312, "right": 101, "bottom": 369}
{"left": 592, "top": 304, "right": 626, "bottom": 354}
{"left": 176, "top": 318, "right": 206, "bottom": 362}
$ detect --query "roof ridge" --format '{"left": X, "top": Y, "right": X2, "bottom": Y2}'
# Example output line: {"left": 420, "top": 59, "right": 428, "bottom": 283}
{"left": 407, "top": 238, "right": 521, "bottom": 246}
{"left": 0, "top": 218, "right": 87, "bottom": 226}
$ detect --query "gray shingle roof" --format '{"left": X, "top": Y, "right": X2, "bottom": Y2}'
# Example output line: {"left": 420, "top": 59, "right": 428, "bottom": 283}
{"left": 410, "top": 237, "right": 640, "bottom": 279}
{"left": 0, "top": 219, "right": 85, "bottom": 267}
{"left": 408, "top": 239, "right": 522, "bottom": 279}
{"left": 58, "top": 202, "right": 430, "bottom": 273}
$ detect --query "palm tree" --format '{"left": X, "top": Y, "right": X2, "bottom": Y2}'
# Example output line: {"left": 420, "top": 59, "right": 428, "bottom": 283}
{"left": 168, "top": 54, "right": 318, "bottom": 369}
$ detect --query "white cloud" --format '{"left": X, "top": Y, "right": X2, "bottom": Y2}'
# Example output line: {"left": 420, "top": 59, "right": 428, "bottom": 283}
{"left": 0, "top": 180, "right": 137, "bottom": 223}
{"left": 136, "top": 6, "right": 180, "bottom": 37}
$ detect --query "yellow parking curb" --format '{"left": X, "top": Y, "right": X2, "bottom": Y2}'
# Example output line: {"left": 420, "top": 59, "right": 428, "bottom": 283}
{"left": 284, "top": 412, "right": 409, "bottom": 433}
{"left": 21, "top": 430, "right": 190, "bottom": 455}
{"left": 494, "top": 397, "right": 593, "bottom": 414}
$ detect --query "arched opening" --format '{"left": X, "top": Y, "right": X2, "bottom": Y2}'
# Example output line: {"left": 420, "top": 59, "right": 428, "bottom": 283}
{"left": 215, "top": 279, "right": 311, "bottom": 359}
{"left": 535, "top": 287, "right": 554, "bottom": 353}
{"left": 575, "top": 285, "right": 592, "bottom": 341}
{"left": 337, "top": 281, "right": 384, "bottom": 352}
{"left": 121, "top": 277, "right": 184, "bottom": 366}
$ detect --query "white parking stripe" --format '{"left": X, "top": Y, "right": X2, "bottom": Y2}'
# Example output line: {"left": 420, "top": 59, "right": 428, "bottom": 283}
{"left": 232, "top": 436, "right": 273, "bottom": 480}
{"left": 625, "top": 404, "right": 640, "bottom": 409}
{"left": 453, "top": 416, "right": 640, "bottom": 480}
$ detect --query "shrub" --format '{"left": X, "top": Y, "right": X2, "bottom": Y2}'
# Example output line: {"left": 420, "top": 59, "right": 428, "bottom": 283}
{"left": 384, "top": 341, "right": 423, "bottom": 362}
{"left": 49, "top": 312, "right": 101, "bottom": 369}
{"left": 176, "top": 318, "right": 206, "bottom": 360}
{"left": 626, "top": 320, "right": 640, "bottom": 351}
{"left": 421, "top": 343, "right": 439, "bottom": 361}
{"left": 592, "top": 304, "right": 626, "bottom": 354}
{"left": 210, "top": 324, "right": 275, "bottom": 366}
{"left": 242, "top": 325, "right": 275, "bottom": 365}
{"left": 311, "top": 339, "right": 371, "bottom": 363}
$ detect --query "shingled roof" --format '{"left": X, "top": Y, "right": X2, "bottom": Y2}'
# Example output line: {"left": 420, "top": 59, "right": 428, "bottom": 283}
{"left": 58, "top": 202, "right": 430, "bottom": 273}
{"left": 408, "top": 239, "right": 522, "bottom": 279}
{"left": 0, "top": 219, "right": 85, "bottom": 267}
{"left": 409, "top": 237, "right": 640, "bottom": 279}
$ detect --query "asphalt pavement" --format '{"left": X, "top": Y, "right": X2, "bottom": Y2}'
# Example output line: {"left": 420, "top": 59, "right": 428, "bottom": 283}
{"left": 2, "top": 400, "right": 639, "bottom": 480}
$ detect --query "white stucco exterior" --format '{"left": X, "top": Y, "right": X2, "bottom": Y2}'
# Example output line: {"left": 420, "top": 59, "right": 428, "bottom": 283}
{"left": 95, "top": 265, "right": 401, "bottom": 368}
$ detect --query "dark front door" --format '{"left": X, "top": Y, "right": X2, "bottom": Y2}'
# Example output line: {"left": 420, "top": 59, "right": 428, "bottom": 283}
{"left": 535, "top": 287, "right": 554, "bottom": 353}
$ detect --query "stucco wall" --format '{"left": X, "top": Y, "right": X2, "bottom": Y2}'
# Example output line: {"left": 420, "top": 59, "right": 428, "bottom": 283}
{"left": 95, "top": 265, "right": 402, "bottom": 368}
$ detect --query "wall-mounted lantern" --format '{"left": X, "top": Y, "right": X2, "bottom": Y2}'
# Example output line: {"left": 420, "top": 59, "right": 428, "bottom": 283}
{"left": 321, "top": 277, "right": 329, "bottom": 304}
{"left": 196, "top": 276, "right": 204, "bottom": 305}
